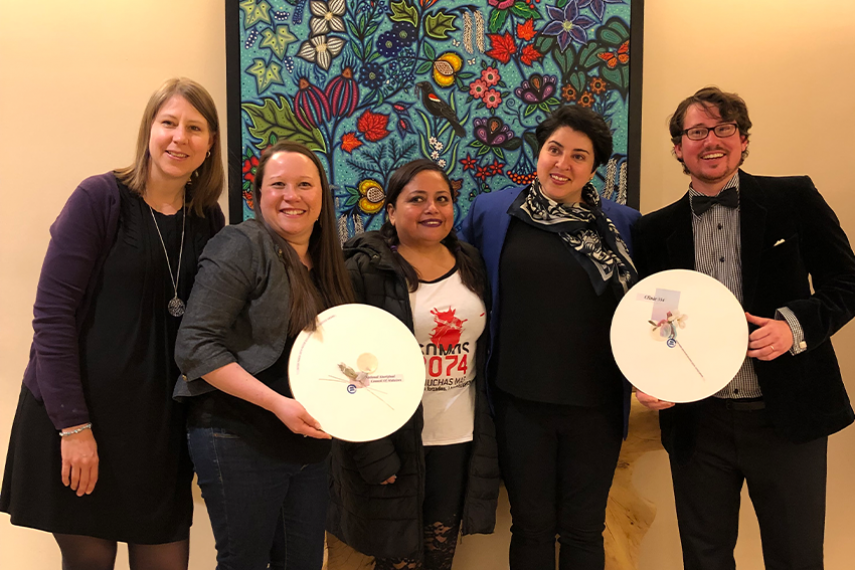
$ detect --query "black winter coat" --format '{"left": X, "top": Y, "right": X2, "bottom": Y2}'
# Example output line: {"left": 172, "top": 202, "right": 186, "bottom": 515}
{"left": 326, "top": 231, "right": 501, "bottom": 560}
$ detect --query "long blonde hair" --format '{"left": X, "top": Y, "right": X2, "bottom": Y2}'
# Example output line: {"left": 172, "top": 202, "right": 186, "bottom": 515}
{"left": 114, "top": 77, "right": 224, "bottom": 216}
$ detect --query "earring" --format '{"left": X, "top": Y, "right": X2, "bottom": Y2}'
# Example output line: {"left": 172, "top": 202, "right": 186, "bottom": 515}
{"left": 206, "top": 150, "right": 211, "bottom": 158}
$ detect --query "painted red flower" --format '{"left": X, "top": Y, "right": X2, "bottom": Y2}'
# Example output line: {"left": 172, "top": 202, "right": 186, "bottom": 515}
{"left": 481, "top": 66, "right": 501, "bottom": 87}
{"left": 475, "top": 166, "right": 491, "bottom": 180}
{"left": 469, "top": 79, "right": 489, "bottom": 99}
{"left": 356, "top": 109, "right": 391, "bottom": 142}
{"left": 483, "top": 89, "right": 502, "bottom": 110}
{"left": 485, "top": 32, "right": 517, "bottom": 65}
{"left": 520, "top": 45, "right": 543, "bottom": 66}
{"left": 489, "top": 158, "right": 505, "bottom": 175}
{"left": 460, "top": 154, "right": 477, "bottom": 171}
{"left": 242, "top": 190, "right": 254, "bottom": 210}
{"left": 341, "top": 132, "right": 363, "bottom": 153}
{"left": 517, "top": 19, "right": 536, "bottom": 41}
{"left": 242, "top": 155, "right": 259, "bottom": 183}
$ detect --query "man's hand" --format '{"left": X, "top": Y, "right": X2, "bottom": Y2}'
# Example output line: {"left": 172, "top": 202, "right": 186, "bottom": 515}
{"left": 746, "top": 312, "right": 793, "bottom": 361}
{"left": 636, "top": 390, "right": 675, "bottom": 410}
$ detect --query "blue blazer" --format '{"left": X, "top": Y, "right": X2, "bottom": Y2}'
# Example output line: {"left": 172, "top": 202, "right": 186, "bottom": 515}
{"left": 459, "top": 185, "right": 642, "bottom": 433}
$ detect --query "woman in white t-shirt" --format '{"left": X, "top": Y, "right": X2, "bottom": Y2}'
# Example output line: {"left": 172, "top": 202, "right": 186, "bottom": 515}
{"left": 327, "top": 159, "right": 500, "bottom": 570}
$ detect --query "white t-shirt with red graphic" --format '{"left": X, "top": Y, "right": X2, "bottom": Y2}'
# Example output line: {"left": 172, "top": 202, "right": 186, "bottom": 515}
{"left": 410, "top": 268, "right": 486, "bottom": 446}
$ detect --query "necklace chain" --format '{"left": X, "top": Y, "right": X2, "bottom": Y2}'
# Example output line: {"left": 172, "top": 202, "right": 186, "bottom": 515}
{"left": 148, "top": 193, "right": 186, "bottom": 316}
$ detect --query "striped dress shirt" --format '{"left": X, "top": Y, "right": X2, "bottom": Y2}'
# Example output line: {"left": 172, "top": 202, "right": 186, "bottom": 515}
{"left": 689, "top": 173, "right": 805, "bottom": 399}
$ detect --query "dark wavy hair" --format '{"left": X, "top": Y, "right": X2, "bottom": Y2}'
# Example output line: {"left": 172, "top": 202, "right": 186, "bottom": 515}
{"left": 380, "top": 159, "right": 485, "bottom": 297}
{"left": 252, "top": 140, "right": 354, "bottom": 336}
{"left": 668, "top": 86, "right": 752, "bottom": 174}
{"left": 535, "top": 105, "right": 613, "bottom": 169}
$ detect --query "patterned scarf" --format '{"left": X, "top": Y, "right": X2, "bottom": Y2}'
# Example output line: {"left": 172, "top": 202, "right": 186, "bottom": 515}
{"left": 509, "top": 178, "right": 637, "bottom": 298}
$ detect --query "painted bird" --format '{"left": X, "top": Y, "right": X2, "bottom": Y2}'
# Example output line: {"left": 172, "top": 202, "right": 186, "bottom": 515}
{"left": 415, "top": 82, "right": 466, "bottom": 137}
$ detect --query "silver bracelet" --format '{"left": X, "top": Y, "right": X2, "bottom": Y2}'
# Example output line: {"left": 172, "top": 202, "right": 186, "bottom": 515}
{"left": 59, "top": 423, "right": 92, "bottom": 437}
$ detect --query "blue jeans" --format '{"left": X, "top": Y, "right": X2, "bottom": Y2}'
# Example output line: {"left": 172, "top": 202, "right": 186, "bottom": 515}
{"left": 188, "top": 426, "right": 328, "bottom": 570}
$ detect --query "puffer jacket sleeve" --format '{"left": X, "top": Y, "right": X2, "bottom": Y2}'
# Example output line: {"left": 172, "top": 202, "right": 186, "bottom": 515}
{"left": 341, "top": 249, "right": 403, "bottom": 484}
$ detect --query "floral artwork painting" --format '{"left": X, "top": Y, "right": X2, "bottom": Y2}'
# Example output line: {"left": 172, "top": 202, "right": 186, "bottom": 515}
{"left": 228, "top": 0, "right": 641, "bottom": 237}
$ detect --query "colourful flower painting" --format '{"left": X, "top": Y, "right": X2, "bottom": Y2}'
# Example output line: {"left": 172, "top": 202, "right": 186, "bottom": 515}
{"left": 228, "top": 0, "right": 642, "bottom": 237}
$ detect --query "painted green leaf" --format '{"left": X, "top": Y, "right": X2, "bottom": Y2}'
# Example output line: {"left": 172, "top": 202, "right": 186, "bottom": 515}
{"left": 243, "top": 95, "right": 326, "bottom": 153}
{"left": 344, "top": 195, "right": 359, "bottom": 207}
{"left": 477, "top": 144, "right": 491, "bottom": 156}
{"left": 416, "top": 61, "right": 433, "bottom": 74}
{"left": 601, "top": 66, "right": 622, "bottom": 89}
{"left": 425, "top": 11, "right": 457, "bottom": 39}
{"left": 599, "top": 27, "right": 622, "bottom": 46}
{"left": 390, "top": 0, "right": 419, "bottom": 27}
{"left": 524, "top": 131, "right": 539, "bottom": 155}
{"left": 545, "top": 97, "right": 561, "bottom": 106}
{"left": 247, "top": 59, "right": 284, "bottom": 94}
{"left": 569, "top": 70, "right": 587, "bottom": 94}
{"left": 469, "top": 140, "right": 484, "bottom": 148}
{"left": 458, "top": 71, "right": 475, "bottom": 80}
{"left": 488, "top": 9, "right": 509, "bottom": 34}
{"left": 524, "top": 104, "right": 537, "bottom": 118}
{"left": 579, "top": 42, "right": 606, "bottom": 70}
{"left": 534, "top": 35, "right": 555, "bottom": 54}
{"left": 598, "top": 17, "right": 630, "bottom": 45}
{"left": 501, "top": 137, "right": 522, "bottom": 151}
{"left": 423, "top": 42, "right": 436, "bottom": 60}
{"left": 552, "top": 43, "right": 576, "bottom": 76}
{"left": 510, "top": 2, "right": 541, "bottom": 20}
{"left": 492, "top": 147, "right": 505, "bottom": 160}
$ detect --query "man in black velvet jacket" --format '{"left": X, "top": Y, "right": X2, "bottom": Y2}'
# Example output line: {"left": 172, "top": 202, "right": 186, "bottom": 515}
{"left": 632, "top": 86, "right": 855, "bottom": 569}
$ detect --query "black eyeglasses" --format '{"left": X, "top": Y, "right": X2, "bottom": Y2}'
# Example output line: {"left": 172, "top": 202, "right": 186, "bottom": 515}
{"left": 681, "top": 123, "right": 738, "bottom": 141}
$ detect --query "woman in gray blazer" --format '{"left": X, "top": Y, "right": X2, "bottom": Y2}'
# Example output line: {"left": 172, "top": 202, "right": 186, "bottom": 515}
{"left": 174, "top": 140, "right": 353, "bottom": 570}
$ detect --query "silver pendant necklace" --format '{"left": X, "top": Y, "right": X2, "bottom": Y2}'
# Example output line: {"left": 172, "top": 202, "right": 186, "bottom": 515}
{"left": 149, "top": 192, "right": 186, "bottom": 317}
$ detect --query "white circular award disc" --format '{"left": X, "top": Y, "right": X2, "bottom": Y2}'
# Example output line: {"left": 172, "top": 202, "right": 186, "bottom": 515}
{"left": 289, "top": 304, "right": 425, "bottom": 442}
{"left": 610, "top": 269, "right": 748, "bottom": 403}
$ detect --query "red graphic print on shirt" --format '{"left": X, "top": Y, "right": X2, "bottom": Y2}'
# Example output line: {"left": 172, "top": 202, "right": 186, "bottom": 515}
{"left": 429, "top": 307, "right": 467, "bottom": 349}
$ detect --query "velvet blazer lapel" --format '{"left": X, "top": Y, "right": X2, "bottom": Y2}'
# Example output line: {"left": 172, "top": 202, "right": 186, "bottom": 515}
{"left": 737, "top": 171, "right": 768, "bottom": 309}
{"left": 665, "top": 192, "right": 696, "bottom": 271}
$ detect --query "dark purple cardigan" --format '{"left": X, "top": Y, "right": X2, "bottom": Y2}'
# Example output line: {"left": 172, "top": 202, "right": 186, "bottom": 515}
{"left": 22, "top": 172, "right": 224, "bottom": 430}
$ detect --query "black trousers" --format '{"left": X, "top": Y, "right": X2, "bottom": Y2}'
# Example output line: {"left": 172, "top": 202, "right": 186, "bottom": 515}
{"left": 495, "top": 391, "right": 623, "bottom": 570}
{"left": 670, "top": 398, "right": 827, "bottom": 570}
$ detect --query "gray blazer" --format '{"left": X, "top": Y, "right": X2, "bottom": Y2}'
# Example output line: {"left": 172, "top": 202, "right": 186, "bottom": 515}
{"left": 174, "top": 219, "right": 291, "bottom": 398}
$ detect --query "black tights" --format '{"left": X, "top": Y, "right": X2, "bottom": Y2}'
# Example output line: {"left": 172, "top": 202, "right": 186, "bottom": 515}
{"left": 373, "top": 443, "right": 471, "bottom": 570}
{"left": 372, "top": 519, "right": 461, "bottom": 570}
{"left": 54, "top": 534, "right": 189, "bottom": 570}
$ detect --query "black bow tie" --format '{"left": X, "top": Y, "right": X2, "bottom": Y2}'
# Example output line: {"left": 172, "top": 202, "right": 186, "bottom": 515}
{"left": 691, "top": 187, "right": 739, "bottom": 216}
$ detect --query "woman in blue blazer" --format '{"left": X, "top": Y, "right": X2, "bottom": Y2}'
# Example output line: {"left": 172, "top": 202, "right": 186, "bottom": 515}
{"left": 459, "top": 105, "right": 640, "bottom": 570}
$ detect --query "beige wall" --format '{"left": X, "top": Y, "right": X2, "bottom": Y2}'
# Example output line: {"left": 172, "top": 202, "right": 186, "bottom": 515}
{"left": 1, "top": 1, "right": 853, "bottom": 568}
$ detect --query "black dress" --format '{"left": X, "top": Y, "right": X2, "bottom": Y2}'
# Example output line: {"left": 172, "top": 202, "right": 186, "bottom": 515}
{"left": 0, "top": 182, "right": 217, "bottom": 544}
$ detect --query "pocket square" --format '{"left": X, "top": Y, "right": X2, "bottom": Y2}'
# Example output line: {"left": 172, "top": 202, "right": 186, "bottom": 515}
{"left": 773, "top": 239, "right": 786, "bottom": 247}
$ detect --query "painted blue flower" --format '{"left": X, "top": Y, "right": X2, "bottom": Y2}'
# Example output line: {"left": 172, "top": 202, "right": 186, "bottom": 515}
{"left": 542, "top": 1, "right": 597, "bottom": 52}
{"left": 376, "top": 30, "right": 402, "bottom": 58}
{"left": 392, "top": 21, "right": 417, "bottom": 47}
{"left": 577, "top": 0, "right": 625, "bottom": 21}
{"left": 360, "top": 62, "right": 386, "bottom": 90}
